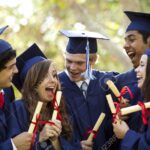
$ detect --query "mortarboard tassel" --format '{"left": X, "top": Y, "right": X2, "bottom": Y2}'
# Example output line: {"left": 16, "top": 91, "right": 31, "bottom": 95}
{"left": 82, "top": 39, "right": 95, "bottom": 80}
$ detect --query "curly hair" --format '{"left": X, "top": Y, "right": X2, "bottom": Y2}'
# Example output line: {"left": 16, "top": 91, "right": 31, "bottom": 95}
{"left": 22, "top": 59, "right": 72, "bottom": 140}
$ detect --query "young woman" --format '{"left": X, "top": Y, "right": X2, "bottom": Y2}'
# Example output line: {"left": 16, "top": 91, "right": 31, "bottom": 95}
{"left": 8, "top": 44, "right": 82, "bottom": 150}
{"left": 113, "top": 48, "right": 150, "bottom": 150}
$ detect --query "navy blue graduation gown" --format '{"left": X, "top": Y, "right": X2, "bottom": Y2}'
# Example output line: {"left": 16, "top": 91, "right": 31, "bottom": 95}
{"left": 0, "top": 88, "right": 15, "bottom": 150}
{"left": 121, "top": 117, "right": 150, "bottom": 150}
{"left": 8, "top": 100, "right": 82, "bottom": 150}
{"left": 0, "top": 109, "right": 13, "bottom": 150}
{"left": 59, "top": 70, "right": 118, "bottom": 150}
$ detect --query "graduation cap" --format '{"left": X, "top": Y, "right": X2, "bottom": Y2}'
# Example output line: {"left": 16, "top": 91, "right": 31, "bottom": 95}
{"left": 0, "top": 39, "right": 12, "bottom": 54}
{"left": 0, "top": 25, "right": 9, "bottom": 35}
{"left": 60, "top": 29, "right": 109, "bottom": 79}
{"left": 125, "top": 11, "right": 150, "bottom": 33}
{"left": 12, "top": 43, "right": 47, "bottom": 91}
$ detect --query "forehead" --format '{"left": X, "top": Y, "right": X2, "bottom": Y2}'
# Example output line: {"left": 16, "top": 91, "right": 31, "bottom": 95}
{"left": 65, "top": 52, "right": 86, "bottom": 62}
{"left": 124, "top": 30, "right": 141, "bottom": 39}
{"left": 48, "top": 63, "right": 57, "bottom": 72}
{"left": 5, "top": 58, "right": 16, "bottom": 66}
{"left": 141, "top": 54, "right": 148, "bottom": 63}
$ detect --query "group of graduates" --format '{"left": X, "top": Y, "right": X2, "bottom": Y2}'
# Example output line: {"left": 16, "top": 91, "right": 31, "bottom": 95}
{"left": 0, "top": 10, "right": 150, "bottom": 150}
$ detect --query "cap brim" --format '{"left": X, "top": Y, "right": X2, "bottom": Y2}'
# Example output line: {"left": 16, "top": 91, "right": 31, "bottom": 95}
{"left": 60, "top": 29, "right": 109, "bottom": 40}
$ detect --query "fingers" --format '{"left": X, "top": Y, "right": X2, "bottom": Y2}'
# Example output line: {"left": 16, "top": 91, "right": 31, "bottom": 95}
{"left": 81, "top": 140, "right": 93, "bottom": 150}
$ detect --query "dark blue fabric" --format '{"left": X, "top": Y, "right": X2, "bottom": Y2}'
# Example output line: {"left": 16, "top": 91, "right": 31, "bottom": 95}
{"left": 0, "top": 107, "right": 13, "bottom": 149}
{"left": 121, "top": 117, "right": 150, "bottom": 150}
{"left": 0, "top": 88, "right": 14, "bottom": 150}
{"left": 125, "top": 11, "right": 150, "bottom": 33}
{"left": 8, "top": 100, "right": 82, "bottom": 150}
{"left": 59, "top": 70, "right": 119, "bottom": 150}
{"left": 0, "top": 39, "right": 12, "bottom": 54}
{"left": 144, "top": 48, "right": 150, "bottom": 56}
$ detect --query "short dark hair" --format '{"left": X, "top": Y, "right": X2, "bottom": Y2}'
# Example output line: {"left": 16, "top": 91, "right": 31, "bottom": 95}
{"left": 141, "top": 56, "right": 150, "bottom": 102}
{"left": 0, "top": 49, "right": 16, "bottom": 71}
{"left": 138, "top": 31, "right": 150, "bottom": 44}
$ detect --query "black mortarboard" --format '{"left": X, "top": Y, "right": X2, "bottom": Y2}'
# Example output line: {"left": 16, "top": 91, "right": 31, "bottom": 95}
{"left": 60, "top": 29, "right": 108, "bottom": 54}
{"left": 125, "top": 11, "right": 150, "bottom": 33}
{"left": 12, "top": 43, "right": 47, "bottom": 91}
{"left": 0, "top": 39, "right": 12, "bottom": 54}
{"left": 0, "top": 25, "right": 8, "bottom": 35}
{"left": 60, "top": 29, "right": 108, "bottom": 79}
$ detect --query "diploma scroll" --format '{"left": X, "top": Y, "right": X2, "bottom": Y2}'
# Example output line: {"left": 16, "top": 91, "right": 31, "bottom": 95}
{"left": 28, "top": 101, "right": 43, "bottom": 133}
{"left": 106, "top": 80, "right": 126, "bottom": 103}
{"left": 87, "top": 113, "right": 105, "bottom": 142}
{"left": 51, "top": 91, "right": 62, "bottom": 150}
{"left": 121, "top": 102, "right": 150, "bottom": 115}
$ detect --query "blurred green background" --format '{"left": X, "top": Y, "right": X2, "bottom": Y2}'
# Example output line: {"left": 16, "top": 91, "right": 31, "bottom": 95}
{"left": 0, "top": 0, "right": 149, "bottom": 98}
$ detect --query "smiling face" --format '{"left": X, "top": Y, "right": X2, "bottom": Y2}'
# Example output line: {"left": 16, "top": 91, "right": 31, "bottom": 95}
{"left": 65, "top": 52, "right": 87, "bottom": 82}
{"left": 135, "top": 54, "right": 147, "bottom": 88}
{"left": 123, "top": 31, "right": 149, "bottom": 68}
{"left": 36, "top": 63, "right": 58, "bottom": 102}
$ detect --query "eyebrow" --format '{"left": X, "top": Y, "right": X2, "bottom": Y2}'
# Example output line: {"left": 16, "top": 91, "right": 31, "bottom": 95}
{"left": 6, "top": 62, "right": 16, "bottom": 68}
{"left": 125, "top": 34, "right": 135, "bottom": 40}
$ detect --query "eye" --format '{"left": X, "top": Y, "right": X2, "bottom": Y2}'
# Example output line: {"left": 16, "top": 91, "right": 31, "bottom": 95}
{"left": 53, "top": 73, "right": 57, "bottom": 78}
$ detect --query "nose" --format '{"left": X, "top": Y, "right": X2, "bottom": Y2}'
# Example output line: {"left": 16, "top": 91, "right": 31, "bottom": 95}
{"left": 135, "top": 66, "right": 139, "bottom": 74}
{"left": 13, "top": 65, "right": 18, "bottom": 74}
{"left": 123, "top": 41, "right": 130, "bottom": 52}
{"left": 48, "top": 75, "right": 56, "bottom": 83}
{"left": 69, "top": 63, "right": 77, "bottom": 71}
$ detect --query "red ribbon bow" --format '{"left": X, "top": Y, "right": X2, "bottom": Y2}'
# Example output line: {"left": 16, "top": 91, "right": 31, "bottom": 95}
{"left": 0, "top": 92, "right": 4, "bottom": 109}
{"left": 113, "top": 102, "right": 121, "bottom": 123}
{"left": 87, "top": 130, "right": 97, "bottom": 139}
{"left": 84, "top": 129, "right": 97, "bottom": 139}
{"left": 117, "top": 86, "right": 134, "bottom": 102}
{"left": 138, "top": 101, "right": 150, "bottom": 125}
{"left": 30, "top": 114, "right": 55, "bottom": 150}
{"left": 52, "top": 94, "right": 62, "bottom": 121}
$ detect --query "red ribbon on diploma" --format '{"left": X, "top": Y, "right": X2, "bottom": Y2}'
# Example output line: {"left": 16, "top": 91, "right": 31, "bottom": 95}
{"left": 138, "top": 101, "right": 150, "bottom": 125}
{"left": 117, "top": 86, "right": 134, "bottom": 103}
{"left": 113, "top": 102, "right": 121, "bottom": 123}
{"left": 52, "top": 94, "right": 62, "bottom": 121}
{"left": 30, "top": 114, "right": 55, "bottom": 150}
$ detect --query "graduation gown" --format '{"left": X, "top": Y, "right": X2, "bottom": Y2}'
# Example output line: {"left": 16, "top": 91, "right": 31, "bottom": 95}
{"left": 59, "top": 70, "right": 118, "bottom": 150}
{"left": 0, "top": 88, "right": 15, "bottom": 150}
{"left": 121, "top": 117, "right": 150, "bottom": 150}
{"left": 8, "top": 100, "right": 82, "bottom": 150}
{"left": 0, "top": 108, "right": 13, "bottom": 150}
{"left": 115, "top": 69, "right": 142, "bottom": 105}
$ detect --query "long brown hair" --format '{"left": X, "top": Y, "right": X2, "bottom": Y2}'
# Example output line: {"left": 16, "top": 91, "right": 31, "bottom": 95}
{"left": 141, "top": 56, "right": 150, "bottom": 102}
{"left": 22, "top": 59, "right": 72, "bottom": 139}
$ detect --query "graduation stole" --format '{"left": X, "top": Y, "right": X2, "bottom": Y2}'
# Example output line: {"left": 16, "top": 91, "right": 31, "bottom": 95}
{"left": 0, "top": 91, "right": 4, "bottom": 109}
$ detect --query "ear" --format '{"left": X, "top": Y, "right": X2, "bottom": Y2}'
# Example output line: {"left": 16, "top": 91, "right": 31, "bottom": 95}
{"left": 90, "top": 54, "right": 99, "bottom": 65}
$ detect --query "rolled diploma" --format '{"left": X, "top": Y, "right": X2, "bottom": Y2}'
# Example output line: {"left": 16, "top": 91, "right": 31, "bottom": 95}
{"left": 28, "top": 101, "right": 43, "bottom": 133}
{"left": 121, "top": 102, "right": 150, "bottom": 115}
{"left": 51, "top": 91, "right": 62, "bottom": 150}
{"left": 106, "top": 94, "right": 116, "bottom": 113}
{"left": 106, "top": 94, "right": 120, "bottom": 123}
{"left": 106, "top": 80, "right": 125, "bottom": 103}
{"left": 52, "top": 91, "right": 62, "bottom": 120}
{"left": 87, "top": 113, "right": 105, "bottom": 142}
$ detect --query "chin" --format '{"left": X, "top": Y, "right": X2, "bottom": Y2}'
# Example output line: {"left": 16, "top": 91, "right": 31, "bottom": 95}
{"left": 138, "top": 83, "right": 143, "bottom": 89}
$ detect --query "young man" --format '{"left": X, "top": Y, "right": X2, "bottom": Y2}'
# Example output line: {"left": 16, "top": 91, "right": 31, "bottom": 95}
{"left": 115, "top": 11, "right": 150, "bottom": 143}
{"left": 59, "top": 30, "right": 118, "bottom": 150}
{"left": 0, "top": 38, "right": 32, "bottom": 150}
{"left": 116, "top": 11, "right": 150, "bottom": 104}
